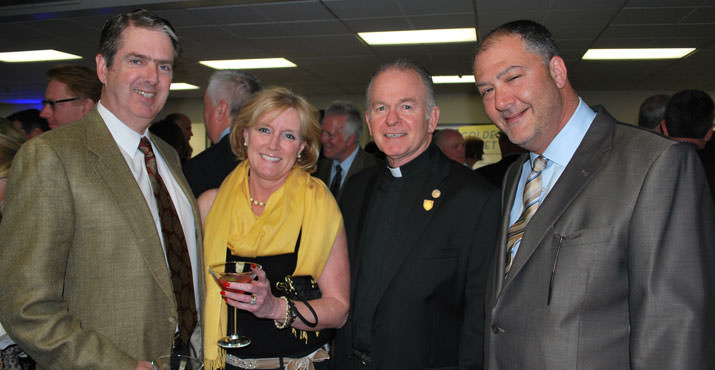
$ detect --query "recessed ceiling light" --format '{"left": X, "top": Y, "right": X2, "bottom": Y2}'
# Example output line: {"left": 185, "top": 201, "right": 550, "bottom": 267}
{"left": 170, "top": 83, "right": 199, "bottom": 91}
{"left": 432, "top": 75, "right": 475, "bottom": 84}
{"left": 582, "top": 48, "right": 695, "bottom": 60}
{"left": 358, "top": 28, "right": 476, "bottom": 45}
{"left": 199, "top": 58, "right": 296, "bottom": 70}
{"left": 0, "top": 49, "right": 82, "bottom": 62}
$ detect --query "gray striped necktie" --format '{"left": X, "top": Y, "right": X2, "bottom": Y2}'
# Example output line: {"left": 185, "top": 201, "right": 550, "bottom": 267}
{"left": 505, "top": 155, "right": 547, "bottom": 275}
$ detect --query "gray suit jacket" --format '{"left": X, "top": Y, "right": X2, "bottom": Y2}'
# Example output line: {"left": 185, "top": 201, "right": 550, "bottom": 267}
{"left": 485, "top": 108, "right": 715, "bottom": 370}
{"left": 315, "top": 147, "right": 382, "bottom": 200}
{"left": 0, "top": 109, "right": 204, "bottom": 370}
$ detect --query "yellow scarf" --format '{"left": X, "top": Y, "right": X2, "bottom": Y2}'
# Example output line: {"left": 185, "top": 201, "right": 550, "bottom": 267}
{"left": 202, "top": 161, "right": 342, "bottom": 370}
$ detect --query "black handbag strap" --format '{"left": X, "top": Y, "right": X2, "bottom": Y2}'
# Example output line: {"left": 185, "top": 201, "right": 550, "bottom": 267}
{"left": 286, "top": 226, "right": 320, "bottom": 327}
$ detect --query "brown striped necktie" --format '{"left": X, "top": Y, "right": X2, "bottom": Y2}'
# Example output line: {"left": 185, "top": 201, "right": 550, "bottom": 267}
{"left": 505, "top": 156, "right": 547, "bottom": 275}
{"left": 139, "top": 137, "right": 196, "bottom": 342}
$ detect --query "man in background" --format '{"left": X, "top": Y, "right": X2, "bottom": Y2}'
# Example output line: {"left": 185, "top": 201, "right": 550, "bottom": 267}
{"left": 474, "top": 19, "right": 714, "bottom": 370}
{"left": 164, "top": 112, "right": 193, "bottom": 157}
{"left": 637, "top": 94, "right": 670, "bottom": 132}
{"left": 434, "top": 128, "right": 468, "bottom": 166}
{"left": 661, "top": 89, "right": 715, "bottom": 200}
{"left": 39, "top": 64, "right": 101, "bottom": 129}
{"left": 183, "top": 70, "right": 262, "bottom": 197}
{"left": 0, "top": 9, "right": 203, "bottom": 369}
{"left": 315, "top": 101, "right": 381, "bottom": 200}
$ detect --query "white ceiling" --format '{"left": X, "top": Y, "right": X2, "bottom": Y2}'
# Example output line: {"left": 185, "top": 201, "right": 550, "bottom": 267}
{"left": 0, "top": 0, "right": 713, "bottom": 103}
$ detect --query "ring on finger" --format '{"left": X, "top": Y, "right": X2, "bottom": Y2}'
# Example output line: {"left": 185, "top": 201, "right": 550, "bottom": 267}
{"left": 250, "top": 294, "right": 257, "bottom": 305}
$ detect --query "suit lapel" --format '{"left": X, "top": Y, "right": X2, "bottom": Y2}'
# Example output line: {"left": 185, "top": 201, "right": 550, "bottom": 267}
{"left": 503, "top": 110, "right": 615, "bottom": 286}
{"left": 84, "top": 110, "right": 175, "bottom": 302}
{"left": 494, "top": 154, "right": 528, "bottom": 297}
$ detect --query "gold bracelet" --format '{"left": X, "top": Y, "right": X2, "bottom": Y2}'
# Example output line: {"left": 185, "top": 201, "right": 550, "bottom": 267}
{"left": 274, "top": 296, "right": 293, "bottom": 329}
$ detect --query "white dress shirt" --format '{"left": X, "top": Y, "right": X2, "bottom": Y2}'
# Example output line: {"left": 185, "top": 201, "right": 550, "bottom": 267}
{"left": 97, "top": 102, "right": 200, "bottom": 310}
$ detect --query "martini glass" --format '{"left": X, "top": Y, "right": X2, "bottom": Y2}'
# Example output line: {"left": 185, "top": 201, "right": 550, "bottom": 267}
{"left": 208, "top": 261, "right": 261, "bottom": 348}
{"left": 152, "top": 354, "right": 203, "bottom": 370}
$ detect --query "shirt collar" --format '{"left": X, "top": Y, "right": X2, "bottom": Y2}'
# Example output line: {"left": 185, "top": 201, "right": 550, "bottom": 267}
{"left": 539, "top": 97, "right": 596, "bottom": 167}
{"left": 335, "top": 145, "right": 359, "bottom": 171}
{"left": 386, "top": 144, "right": 435, "bottom": 179}
{"left": 218, "top": 126, "right": 231, "bottom": 141}
{"left": 97, "top": 101, "right": 147, "bottom": 156}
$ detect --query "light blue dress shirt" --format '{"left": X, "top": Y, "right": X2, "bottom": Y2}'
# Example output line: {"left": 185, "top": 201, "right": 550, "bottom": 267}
{"left": 508, "top": 98, "right": 597, "bottom": 258}
{"left": 330, "top": 145, "right": 359, "bottom": 188}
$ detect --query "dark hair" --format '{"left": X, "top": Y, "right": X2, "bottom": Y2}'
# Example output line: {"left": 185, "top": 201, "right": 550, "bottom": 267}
{"left": 664, "top": 90, "right": 714, "bottom": 138}
{"left": 477, "top": 19, "right": 560, "bottom": 65}
{"left": 206, "top": 70, "right": 263, "bottom": 118}
{"left": 46, "top": 64, "right": 101, "bottom": 102}
{"left": 465, "top": 138, "right": 484, "bottom": 161}
{"left": 0, "top": 117, "right": 27, "bottom": 179}
{"left": 366, "top": 59, "right": 436, "bottom": 117}
{"left": 98, "top": 9, "right": 180, "bottom": 68}
{"left": 324, "top": 101, "right": 363, "bottom": 139}
{"left": 149, "top": 118, "right": 191, "bottom": 161}
{"left": 637, "top": 94, "right": 670, "bottom": 129}
{"left": 7, "top": 109, "right": 49, "bottom": 134}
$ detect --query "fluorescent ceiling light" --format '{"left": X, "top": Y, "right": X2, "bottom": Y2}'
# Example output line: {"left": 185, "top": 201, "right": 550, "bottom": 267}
{"left": 170, "top": 83, "right": 199, "bottom": 91}
{"left": 0, "top": 49, "right": 81, "bottom": 62}
{"left": 358, "top": 28, "right": 476, "bottom": 45}
{"left": 199, "top": 58, "right": 296, "bottom": 70}
{"left": 432, "top": 75, "right": 475, "bottom": 84}
{"left": 582, "top": 48, "right": 695, "bottom": 60}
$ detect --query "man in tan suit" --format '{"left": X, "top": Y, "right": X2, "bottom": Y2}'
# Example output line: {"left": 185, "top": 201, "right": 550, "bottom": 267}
{"left": 0, "top": 9, "right": 203, "bottom": 370}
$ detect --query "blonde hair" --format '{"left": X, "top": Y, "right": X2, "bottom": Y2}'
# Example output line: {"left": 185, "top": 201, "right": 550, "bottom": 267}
{"left": 230, "top": 87, "right": 321, "bottom": 173}
{"left": 0, "top": 117, "right": 26, "bottom": 178}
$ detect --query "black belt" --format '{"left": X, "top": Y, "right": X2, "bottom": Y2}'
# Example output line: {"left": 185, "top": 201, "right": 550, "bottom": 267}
{"left": 352, "top": 348, "right": 373, "bottom": 367}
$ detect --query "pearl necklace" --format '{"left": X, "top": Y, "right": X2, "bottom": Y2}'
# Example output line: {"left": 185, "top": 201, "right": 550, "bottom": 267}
{"left": 249, "top": 195, "right": 266, "bottom": 207}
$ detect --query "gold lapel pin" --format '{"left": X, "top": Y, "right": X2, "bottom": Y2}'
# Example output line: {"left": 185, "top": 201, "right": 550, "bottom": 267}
{"left": 423, "top": 199, "right": 434, "bottom": 211}
{"left": 431, "top": 189, "right": 441, "bottom": 198}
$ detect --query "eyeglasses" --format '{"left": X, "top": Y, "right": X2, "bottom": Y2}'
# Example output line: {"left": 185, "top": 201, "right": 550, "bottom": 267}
{"left": 41, "top": 97, "right": 79, "bottom": 109}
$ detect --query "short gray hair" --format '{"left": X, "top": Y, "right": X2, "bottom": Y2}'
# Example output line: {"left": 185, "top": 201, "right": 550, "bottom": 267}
{"left": 206, "top": 70, "right": 263, "bottom": 118}
{"left": 324, "top": 101, "right": 363, "bottom": 140}
{"left": 365, "top": 59, "right": 436, "bottom": 119}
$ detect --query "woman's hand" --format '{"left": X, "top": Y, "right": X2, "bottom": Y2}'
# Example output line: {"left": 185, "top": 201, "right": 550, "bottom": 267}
{"left": 220, "top": 266, "right": 284, "bottom": 321}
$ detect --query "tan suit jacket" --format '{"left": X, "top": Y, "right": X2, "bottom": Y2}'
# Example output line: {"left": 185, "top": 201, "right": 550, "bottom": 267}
{"left": 485, "top": 108, "right": 715, "bottom": 369}
{"left": 0, "top": 109, "right": 204, "bottom": 370}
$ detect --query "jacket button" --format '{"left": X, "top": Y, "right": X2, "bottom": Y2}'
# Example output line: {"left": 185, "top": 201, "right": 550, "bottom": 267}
{"left": 491, "top": 324, "right": 504, "bottom": 334}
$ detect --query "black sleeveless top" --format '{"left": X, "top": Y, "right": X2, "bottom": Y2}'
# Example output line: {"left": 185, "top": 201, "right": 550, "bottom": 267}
{"left": 225, "top": 229, "right": 332, "bottom": 359}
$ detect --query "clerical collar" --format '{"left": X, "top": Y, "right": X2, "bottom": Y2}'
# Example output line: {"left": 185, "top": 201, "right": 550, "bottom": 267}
{"left": 385, "top": 144, "right": 435, "bottom": 179}
{"left": 387, "top": 166, "right": 402, "bottom": 177}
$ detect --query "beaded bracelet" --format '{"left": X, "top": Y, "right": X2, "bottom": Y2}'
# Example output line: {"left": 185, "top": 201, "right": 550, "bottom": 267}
{"left": 273, "top": 296, "right": 296, "bottom": 329}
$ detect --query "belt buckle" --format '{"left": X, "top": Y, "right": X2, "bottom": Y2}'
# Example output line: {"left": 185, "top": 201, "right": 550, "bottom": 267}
{"left": 236, "top": 358, "right": 258, "bottom": 369}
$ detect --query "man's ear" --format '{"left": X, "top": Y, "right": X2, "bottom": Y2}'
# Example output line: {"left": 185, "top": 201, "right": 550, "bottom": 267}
{"left": 660, "top": 120, "right": 670, "bottom": 136}
{"left": 217, "top": 100, "right": 230, "bottom": 121}
{"left": 549, "top": 56, "right": 568, "bottom": 89}
{"left": 427, "top": 105, "right": 440, "bottom": 134}
{"left": 95, "top": 54, "right": 108, "bottom": 84}
{"left": 80, "top": 98, "right": 95, "bottom": 116}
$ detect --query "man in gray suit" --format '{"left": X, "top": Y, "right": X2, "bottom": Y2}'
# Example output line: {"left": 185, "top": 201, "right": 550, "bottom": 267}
{"left": 473, "top": 20, "right": 715, "bottom": 369}
{"left": 315, "top": 102, "right": 381, "bottom": 200}
{"left": 0, "top": 10, "right": 203, "bottom": 370}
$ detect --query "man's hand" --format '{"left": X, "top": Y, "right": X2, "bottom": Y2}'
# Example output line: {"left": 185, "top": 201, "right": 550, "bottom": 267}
{"left": 136, "top": 360, "right": 153, "bottom": 370}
